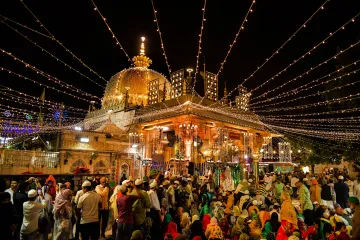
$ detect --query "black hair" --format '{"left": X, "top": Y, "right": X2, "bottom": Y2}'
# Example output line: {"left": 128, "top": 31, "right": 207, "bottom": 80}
{"left": 83, "top": 186, "right": 92, "bottom": 191}
{"left": 0, "top": 192, "right": 11, "bottom": 202}
{"left": 335, "top": 222, "right": 346, "bottom": 231}
{"left": 270, "top": 212, "right": 280, "bottom": 232}
{"left": 60, "top": 184, "right": 67, "bottom": 190}
{"left": 47, "top": 180, "right": 53, "bottom": 184}
{"left": 18, "top": 182, "right": 29, "bottom": 192}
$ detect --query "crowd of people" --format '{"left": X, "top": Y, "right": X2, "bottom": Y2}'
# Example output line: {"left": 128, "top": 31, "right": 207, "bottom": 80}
{"left": 0, "top": 169, "right": 360, "bottom": 240}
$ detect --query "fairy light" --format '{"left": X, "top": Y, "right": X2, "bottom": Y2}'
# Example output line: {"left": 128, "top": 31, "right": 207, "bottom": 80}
{"left": 213, "top": 0, "right": 330, "bottom": 106}
{"left": 217, "top": 0, "right": 256, "bottom": 75}
{"left": 260, "top": 107, "right": 360, "bottom": 118}
{"left": 20, "top": 0, "right": 108, "bottom": 82}
{"left": 265, "top": 124, "right": 360, "bottom": 141}
{"left": 261, "top": 116, "right": 360, "bottom": 124}
{"left": 150, "top": 0, "right": 171, "bottom": 74}
{"left": 256, "top": 92, "right": 360, "bottom": 112}
{"left": 250, "top": 60, "right": 360, "bottom": 107}
{"left": 263, "top": 119, "right": 360, "bottom": 129}
{"left": 252, "top": 69, "right": 360, "bottom": 110}
{"left": 0, "top": 92, "right": 87, "bottom": 116}
{"left": 191, "top": 0, "right": 207, "bottom": 101}
{"left": 0, "top": 49, "right": 101, "bottom": 100}
{"left": 250, "top": 13, "right": 360, "bottom": 97}
{"left": 0, "top": 84, "right": 88, "bottom": 112}
{"left": 0, "top": 15, "right": 52, "bottom": 39}
{"left": 1, "top": 20, "right": 105, "bottom": 88}
{"left": 211, "top": 38, "right": 358, "bottom": 114}
{"left": 0, "top": 67, "right": 98, "bottom": 103}
{"left": 90, "top": 0, "right": 132, "bottom": 65}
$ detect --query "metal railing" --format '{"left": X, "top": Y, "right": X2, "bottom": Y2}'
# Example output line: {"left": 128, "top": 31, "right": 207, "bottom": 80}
{"left": 0, "top": 149, "right": 59, "bottom": 168}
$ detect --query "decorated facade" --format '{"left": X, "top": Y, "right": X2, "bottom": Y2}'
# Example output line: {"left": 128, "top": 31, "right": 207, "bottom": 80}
{"left": 0, "top": 37, "right": 285, "bottom": 184}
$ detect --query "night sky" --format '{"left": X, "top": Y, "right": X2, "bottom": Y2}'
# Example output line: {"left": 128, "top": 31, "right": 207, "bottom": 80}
{"left": 1, "top": 0, "right": 359, "bottom": 120}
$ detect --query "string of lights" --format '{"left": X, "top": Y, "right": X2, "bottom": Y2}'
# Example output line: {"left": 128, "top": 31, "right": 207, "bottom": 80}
{"left": 261, "top": 116, "right": 360, "bottom": 123}
{"left": 265, "top": 124, "right": 360, "bottom": 141}
{"left": 190, "top": 0, "right": 207, "bottom": 104}
{"left": 263, "top": 119, "right": 360, "bottom": 129}
{"left": 250, "top": 60, "right": 360, "bottom": 107}
{"left": 255, "top": 91, "right": 360, "bottom": 113}
{"left": 260, "top": 107, "right": 360, "bottom": 118}
{"left": 20, "top": 0, "right": 108, "bottom": 82}
{"left": 0, "top": 84, "right": 88, "bottom": 112}
{"left": 250, "top": 14, "right": 359, "bottom": 98}
{"left": 90, "top": 0, "right": 132, "bottom": 65}
{"left": 212, "top": 0, "right": 330, "bottom": 105}
{"left": 0, "top": 15, "right": 52, "bottom": 39}
{"left": 150, "top": 0, "right": 171, "bottom": 74}
{"left": 266, "top": 124, "right": 360, "bottom": 142}
{"left": 0, "top": 92, "right": 87, "bottom": 116}
{"left": 217, "top": 0, "right": 256, "bottom": 76}
{"left": 252, "top": 73, "right": 360, "bottom": 110}
{"left": 194, "top": 0, "right": 207, "bottom": 77}
{"left": 263, "top": 120, "right": 360, "bottom": 132}
{"left": 276, "top": 130, "right": 360, "bottom": 152}
{"left": 211, "top": 39, "right": 358, "bottom": 114}
{"left": 0, "top": 67, "right": 98, "bottom": 103}
{"left": 0, "top": 49, "right": 101, "bottom": 100}
{"left": 1, "top": 20, "right": 105, "bottom": 89}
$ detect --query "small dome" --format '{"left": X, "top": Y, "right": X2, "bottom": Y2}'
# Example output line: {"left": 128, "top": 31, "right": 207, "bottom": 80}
{"left": 101, "top": 67, "right": 169, "bottom": 108}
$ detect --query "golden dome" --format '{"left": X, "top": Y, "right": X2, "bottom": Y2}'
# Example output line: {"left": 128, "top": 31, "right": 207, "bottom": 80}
{"left": 102, "top": 37, "right": 170, "bottom": 109}
{"left": 102, "top": 67, "right": 169, "bottom": 108}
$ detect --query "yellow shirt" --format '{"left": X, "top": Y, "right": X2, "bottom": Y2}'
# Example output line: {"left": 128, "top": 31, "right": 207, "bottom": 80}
{"left": 95, "top": 184, "right": 109, "bottom": 210}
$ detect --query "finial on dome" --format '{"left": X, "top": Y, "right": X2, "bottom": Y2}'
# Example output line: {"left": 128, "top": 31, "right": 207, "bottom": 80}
{"left": 140, "top": 37, "right": 146, "bottom": 55}
{"left": 133, "top": 37, "right": 152, "bottom": 68}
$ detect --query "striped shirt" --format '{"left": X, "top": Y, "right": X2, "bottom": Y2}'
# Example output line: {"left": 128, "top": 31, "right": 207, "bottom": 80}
{"left": 256, "top": 184, "right": 267, "bottom": 195}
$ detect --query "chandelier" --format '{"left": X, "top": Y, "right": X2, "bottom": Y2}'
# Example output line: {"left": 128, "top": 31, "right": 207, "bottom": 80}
{"left": 279, "top": 142, "right": 292, "bottom": 162}
{"left": 179, "top": 122, "right": 198, "bottom": 138}
{"left": 129, "top": 132, "right": 143, "bottom": 149}
{"left": 261, "top": 137, "right": 273, "bottom": 160}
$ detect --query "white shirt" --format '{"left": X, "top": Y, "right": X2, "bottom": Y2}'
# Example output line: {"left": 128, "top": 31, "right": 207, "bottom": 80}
{"left": 354, "top": 184, "right": 360, "bottom": 198}
{"left": 5, "top": 188, "right": 14, "bottom": 204}
{"left": 147, "top": 189, "right": 161, "bottom": 211}
{"left": 291, "top": 177, "right": 299, "bottom": 187}
{"left": 77, "top": 191, "right": 101, "bottom": 224}
{"left": 74, "top": 189, "right": 85, "bottom": 205}
{"left": 21, "top": 199, "right": 47, "bottom": 234}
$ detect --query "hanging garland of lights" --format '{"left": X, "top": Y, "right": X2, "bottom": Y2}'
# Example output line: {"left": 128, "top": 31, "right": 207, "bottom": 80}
{"left": 0, "top": 67, "right": 98, "bottom": 103}
{"left": 251, "top": 39, "right": 360, "bottom": 101}
{"left": 250, "top": 63, "right": 359, "bottom": 107}
{"left": 20, "top": 0, "right": 108, "bottom": 82}
{"left": 190, "top": 0, "right": 207, "bottom": 103}
{"left": 252, "top": 75, "right": 360, "bottom": 110}
{"left": 0, "top": 84, "right": 88, "bottom": 112}
{"left": 0, "top": 50, "right": 100, "bottom": 99}
{"left": 1, "top": 15, "right": 52, "bottom": 39}
{"left": 217, "top": 0, "right": 256, "bottom": 76}
{"left": 1, "top": 20, "right": 105, "bottom": 88}
{"left": 213, "top": 0, "right": 330, "bottom": 105}
{"left": 90, "top": 0, "right": 132, "bottom": 65}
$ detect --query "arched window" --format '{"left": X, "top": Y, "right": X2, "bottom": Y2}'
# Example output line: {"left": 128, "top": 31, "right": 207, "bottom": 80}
{"left": 70, "top": 160, "right": 86, "bottom": 173}
{"left": 93, "top": 160, "right": 108, "bottom": 174}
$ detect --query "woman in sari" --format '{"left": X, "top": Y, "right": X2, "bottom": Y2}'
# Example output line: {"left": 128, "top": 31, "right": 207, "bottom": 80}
{"left": 53, "top": 189, "right": 73, "bottom": 240}
{"left": 280, "top": 192, "right": 298, "bottom": 229}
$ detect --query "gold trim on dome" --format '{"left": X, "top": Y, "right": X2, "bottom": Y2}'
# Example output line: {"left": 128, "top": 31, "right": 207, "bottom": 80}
{"left": 133, "top": 55, "right": 152, "bottom": 68}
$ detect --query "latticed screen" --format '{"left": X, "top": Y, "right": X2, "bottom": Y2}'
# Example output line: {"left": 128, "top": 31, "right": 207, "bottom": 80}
{"left": 148, "top": 79, "right": 160, "bottom": 105}
{"left": 170, "top": 69, "right": 184, "bottom": 98}
{"left": 204, "top": 71, "right": 218, "bottom": 101}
